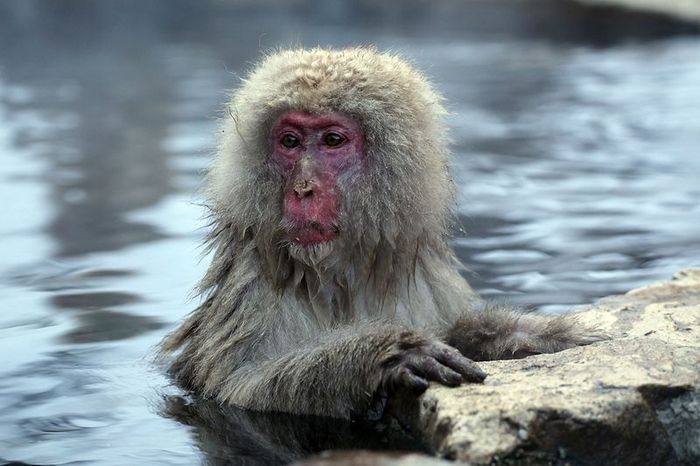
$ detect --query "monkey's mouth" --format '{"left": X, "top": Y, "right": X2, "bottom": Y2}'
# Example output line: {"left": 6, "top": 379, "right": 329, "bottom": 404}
{"left": 285, "top": 221, "right": 338, "bottom": 247}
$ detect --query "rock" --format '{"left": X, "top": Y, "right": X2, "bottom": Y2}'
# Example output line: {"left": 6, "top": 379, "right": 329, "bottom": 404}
{"left": 574, "top": 0, "right": 700, "bottom": 23}
{"left": 394, "top": 269, "right": 700, "bottom": 465}
{"left": 291, "top": 451, "right": 457, "bottom": 466}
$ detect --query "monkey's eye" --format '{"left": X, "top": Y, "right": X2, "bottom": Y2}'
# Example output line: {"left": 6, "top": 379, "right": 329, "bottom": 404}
{"left": 281, "top": 134, "right": 300, "bottom": 148}
{"left": 323, "top": 132, "right": 345, "bottom": 147}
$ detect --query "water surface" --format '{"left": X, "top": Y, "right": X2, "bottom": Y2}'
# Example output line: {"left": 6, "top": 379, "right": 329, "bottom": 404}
{"left": 1, "top": 1, "right": 699, "bottom": 464}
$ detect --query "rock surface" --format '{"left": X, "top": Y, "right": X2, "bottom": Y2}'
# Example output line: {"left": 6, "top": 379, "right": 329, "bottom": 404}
{"left": 574, "top": 0, "right": 700, "bottom": 23}
{"left": 291, "top": 451, "right": 455, "bottom": 466}
{"left": 395, "top": 269, "right": 700, "bottom": 465}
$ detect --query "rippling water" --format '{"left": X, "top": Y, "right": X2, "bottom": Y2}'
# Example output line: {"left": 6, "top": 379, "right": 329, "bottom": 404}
{"left": 1, "top": 1, "right": 699, "bottom": 464}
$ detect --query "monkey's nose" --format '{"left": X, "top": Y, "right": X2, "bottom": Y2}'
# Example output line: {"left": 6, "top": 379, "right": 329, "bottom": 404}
{"left": 294, "top": 180, "right": 314, "bottom": 199}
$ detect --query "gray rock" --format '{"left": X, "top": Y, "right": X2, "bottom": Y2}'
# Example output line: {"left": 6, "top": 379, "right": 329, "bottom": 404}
{"left": 291, "top": 451, "right": 458, "bottom": 466}
{"left": 394, "top": 269, "right": 700, "bottom": 465}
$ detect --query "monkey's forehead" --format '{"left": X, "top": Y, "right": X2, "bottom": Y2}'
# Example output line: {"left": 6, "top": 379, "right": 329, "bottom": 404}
{"left": 229, "top": 47, "right": 447, "bottom": 140}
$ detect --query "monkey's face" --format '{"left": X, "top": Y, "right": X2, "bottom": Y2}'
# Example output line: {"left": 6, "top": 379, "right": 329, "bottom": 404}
{"left": 269, "top": 111, "right": 365, "bottom": 256}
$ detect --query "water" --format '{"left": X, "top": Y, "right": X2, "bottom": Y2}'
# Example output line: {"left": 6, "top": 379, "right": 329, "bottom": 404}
{"left": 1, "top": 1, "right": 698, "bottom": 464}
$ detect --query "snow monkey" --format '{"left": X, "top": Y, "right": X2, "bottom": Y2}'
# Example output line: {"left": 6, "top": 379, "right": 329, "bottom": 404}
{"left": 160, "top": 47, "right": 602, "bottom": 419}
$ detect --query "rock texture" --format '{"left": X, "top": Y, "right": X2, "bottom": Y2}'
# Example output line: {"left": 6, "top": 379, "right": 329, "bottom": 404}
{"left": 292, "top": 451, "right": 455, "bottom": 466}
{"left": 574, "top": 0, "right": 700, "bottom": 23}
{"left": 395, "top": 269, "right": 700, "bottom": 465}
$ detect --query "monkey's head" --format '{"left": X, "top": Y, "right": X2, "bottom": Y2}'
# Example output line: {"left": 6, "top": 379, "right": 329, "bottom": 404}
{"left": 211, "top": 48, "right": 453, "bottom": 274}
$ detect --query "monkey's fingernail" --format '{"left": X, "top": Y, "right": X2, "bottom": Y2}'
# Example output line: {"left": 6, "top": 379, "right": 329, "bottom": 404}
{"left": 468, "top": 367, "right": 487, "bottom": 383}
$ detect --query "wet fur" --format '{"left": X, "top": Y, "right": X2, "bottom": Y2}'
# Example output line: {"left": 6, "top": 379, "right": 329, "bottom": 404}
{"left": 160, "top": 47, "right": 602, "bottom": 418}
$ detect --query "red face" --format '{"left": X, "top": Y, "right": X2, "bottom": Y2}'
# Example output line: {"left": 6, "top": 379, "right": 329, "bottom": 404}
{"left": 269, "top": 111, "right": 365, "bottom": 247}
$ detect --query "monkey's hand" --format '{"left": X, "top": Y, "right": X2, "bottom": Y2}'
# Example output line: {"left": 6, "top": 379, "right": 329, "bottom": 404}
{"left": 446, "top": 301, "right": 609, "bottom": 361}
{"left": 379, "top": 332, "right": 486, "bottom": 396}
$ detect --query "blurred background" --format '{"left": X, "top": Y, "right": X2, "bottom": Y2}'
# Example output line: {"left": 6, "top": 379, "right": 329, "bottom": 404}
{"left": 1, "top": 0, "right": 698, "bottom": 464}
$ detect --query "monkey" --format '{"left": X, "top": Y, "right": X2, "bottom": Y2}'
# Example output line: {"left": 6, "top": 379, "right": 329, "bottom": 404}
{"left": 159, "top": 47, "right": 603, "bottom": 420}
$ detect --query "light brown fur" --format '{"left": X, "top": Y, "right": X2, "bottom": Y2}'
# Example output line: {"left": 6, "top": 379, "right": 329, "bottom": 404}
{"left": 160, "top": 47, "right": 603, "bottom": 419}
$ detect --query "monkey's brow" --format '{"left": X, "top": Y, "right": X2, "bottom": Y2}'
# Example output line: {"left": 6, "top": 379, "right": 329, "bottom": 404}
{"left": 277, "top": 123, "right": 347, "bottom": 133}
{"left": 277, "top": 113, "right": 352, "bottom": 130}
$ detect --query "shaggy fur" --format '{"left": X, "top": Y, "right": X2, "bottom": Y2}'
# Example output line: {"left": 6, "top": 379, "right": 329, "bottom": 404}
{"left": 160, "top": 47, "right": 602, "bottom": 419}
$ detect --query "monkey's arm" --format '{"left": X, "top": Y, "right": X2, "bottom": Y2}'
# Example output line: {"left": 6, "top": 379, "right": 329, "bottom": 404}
{"left": 219, "top": 325, "right": 485, "bottom": 419}
{"left": 444, "top": 301, "right": 606, "bottom": 362}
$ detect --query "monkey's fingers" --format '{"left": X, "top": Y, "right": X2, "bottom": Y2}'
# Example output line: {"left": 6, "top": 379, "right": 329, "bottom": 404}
{"left": 384, "top": 366, "right": 430, "bottom": 394}
{"left": 402, "top": 370, "right": 431, "bottom": 394}
{"left": 435, "top": 348, "right": 487, "bottom": 383}
{"left": 410, "top": 355, "right": 463, "bottom": 387}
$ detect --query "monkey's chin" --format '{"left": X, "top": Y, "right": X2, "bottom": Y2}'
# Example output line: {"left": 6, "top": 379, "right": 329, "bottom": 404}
{"left": 288, "top": 229, "right": 337, "bottom": 246}
{"left": 288, "top": 240, "right": 335, "bottom": 265}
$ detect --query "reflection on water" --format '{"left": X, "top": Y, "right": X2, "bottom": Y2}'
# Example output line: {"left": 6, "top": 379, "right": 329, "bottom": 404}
{"left": 164, "top": 396, "right": 422, "bottom": 466}
{"left": 0, "top": 0, "right": 698, "bottom": 464}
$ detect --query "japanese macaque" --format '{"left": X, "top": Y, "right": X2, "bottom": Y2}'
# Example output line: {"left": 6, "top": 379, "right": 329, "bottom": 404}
{"left": 160, "top": 47, "right": 602, "bottom": 419}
